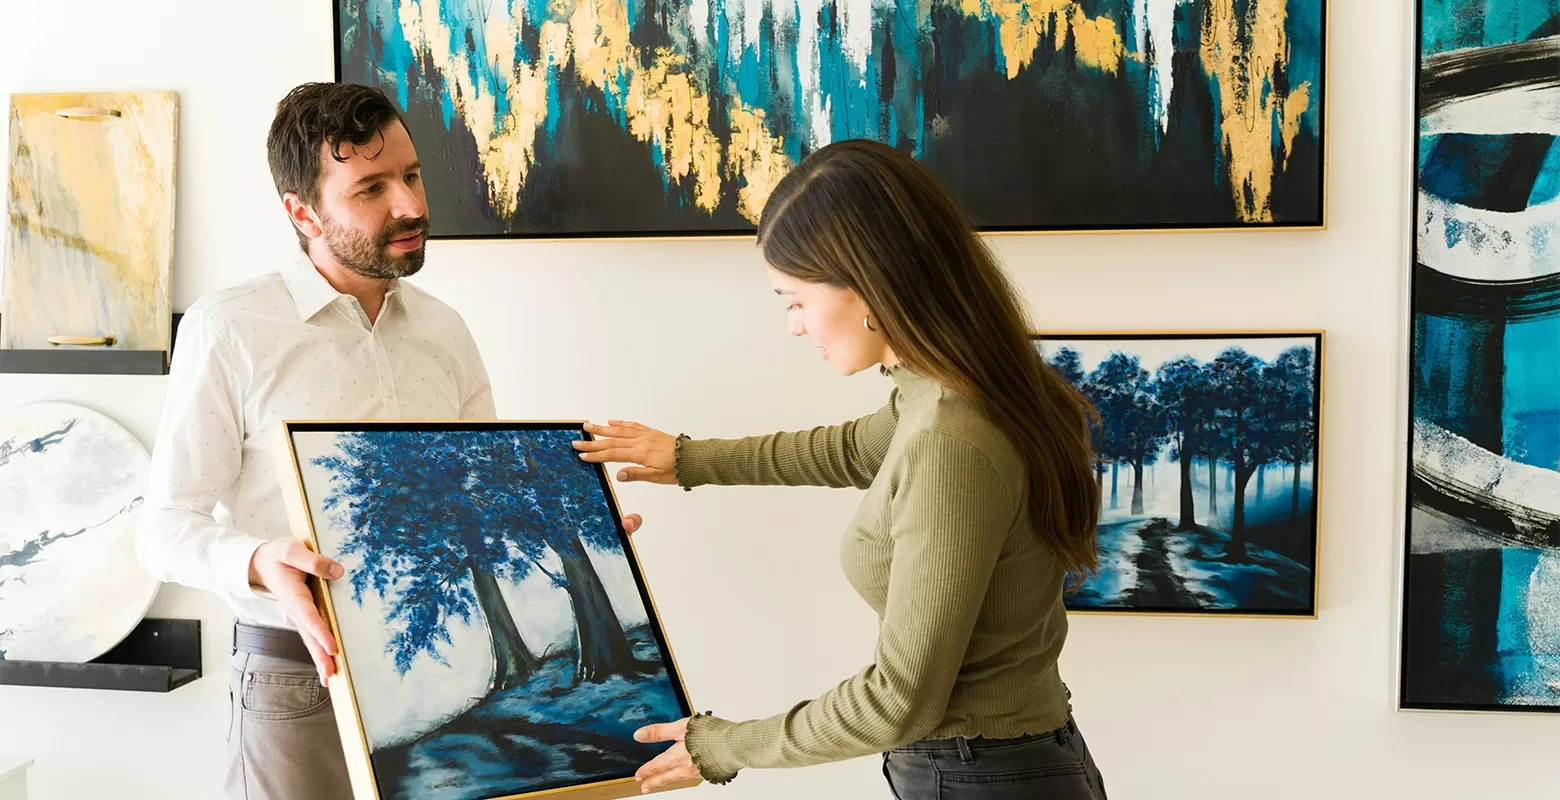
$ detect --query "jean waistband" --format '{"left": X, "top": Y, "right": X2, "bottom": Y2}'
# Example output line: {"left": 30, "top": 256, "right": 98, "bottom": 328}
{"left": 891, "top": 715, "right": 1075, "bottom": 755}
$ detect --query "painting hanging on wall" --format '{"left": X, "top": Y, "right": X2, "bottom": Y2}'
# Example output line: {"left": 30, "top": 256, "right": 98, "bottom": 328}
{"left": 278, "top": 421, "right": 695, "bottom": 800}
{"left": 1401, "top": 0, "right": 1560, "bottom": 713}
{"left": 333, "top": 0, "right": 1326, "bottom": 239}
{"left": 1033, "top": 332, "right": 1323, "bottom": 617}
{"left": 0, "top": 402, "right": 159, "bottom": 663}
{"left": 2, "top": 91, "right": 177, "bottom": 359}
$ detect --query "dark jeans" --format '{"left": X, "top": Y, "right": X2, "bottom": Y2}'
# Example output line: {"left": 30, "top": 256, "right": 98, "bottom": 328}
{"left": 882, "top": 715, "right": 1107, "bottom": 800}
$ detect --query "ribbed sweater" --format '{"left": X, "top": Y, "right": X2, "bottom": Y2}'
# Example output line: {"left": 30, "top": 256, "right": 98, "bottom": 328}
{"left": 676, "top": 365, "right": 1072, "bottom": 785}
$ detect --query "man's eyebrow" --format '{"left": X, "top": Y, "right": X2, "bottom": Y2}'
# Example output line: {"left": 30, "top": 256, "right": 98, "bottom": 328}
{"left": 350, "top": 161, "right": 421, "bottom": 189}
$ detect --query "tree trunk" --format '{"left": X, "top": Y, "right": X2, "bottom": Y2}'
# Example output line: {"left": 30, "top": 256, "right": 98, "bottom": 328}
{"left": 1096, "top": 463, "right": 1105, "bottom": 489}
{"left": 1207, "top": 459, "right": 1218, "bottom": 518}
{"left": 470, "top": 563, "right": 538, "bottom": 692}
{"left": 1256, "top": 463, "right": 1266, "bottom": 500}
{"left": 1176, "top": 451, "right": 1196, "bottom": 531}
{"left": 556, "top": 535, "right": 636, "bottom": 683}
{"left": 1110, "top": 462, "right": 1119, "bottom": 510}
{"left": 1291, "top": 460, "right": 1302, "bottom": 519}
{"left": 1228, "top": 467, "right": 1253, "bottom": 564}
{"left": 1131, "top": 460, "right": 1145, "bottom": 515}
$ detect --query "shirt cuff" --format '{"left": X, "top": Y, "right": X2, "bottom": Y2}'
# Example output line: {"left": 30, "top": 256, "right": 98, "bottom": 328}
{"left": 211, "top": 533, "right": 270, "bottom": 603}
{"left": 685, "top": 713, "right": 742, "bottom": 785}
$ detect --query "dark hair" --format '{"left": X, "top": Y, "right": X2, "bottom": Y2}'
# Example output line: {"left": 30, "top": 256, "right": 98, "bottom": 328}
{"left": 266, "top": 82, "right": 407, "bottom": 246}
{"left": 757, "top": 139, "right": 1101, "bottom": 580}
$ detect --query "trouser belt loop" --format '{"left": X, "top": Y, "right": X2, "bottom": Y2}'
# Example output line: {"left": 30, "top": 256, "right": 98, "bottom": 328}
{"left": 954, "top": 736, "right": 974, "bottom": 764}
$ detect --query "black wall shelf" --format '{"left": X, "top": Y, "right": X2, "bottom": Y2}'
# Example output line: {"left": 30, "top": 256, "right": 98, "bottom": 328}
{"left": 0, "top": 617, "right": 202, "bottom": 692}
{"left": 0, "top": 313, "right": 182, "bottom": 375}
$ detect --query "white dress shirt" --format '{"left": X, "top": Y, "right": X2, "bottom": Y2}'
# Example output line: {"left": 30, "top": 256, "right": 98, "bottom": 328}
{"left": 136, "top": 253, "right": 495, "bottom": 629}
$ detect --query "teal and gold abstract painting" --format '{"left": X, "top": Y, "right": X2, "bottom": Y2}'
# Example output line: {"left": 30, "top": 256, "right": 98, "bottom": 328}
{"left": 335, "top": 0, "right": 1326, "bottom": 238}
{"left": 1, "top": 92, "right": 177, "bottom": 355}
{"left": 1403, "top": 0, "right": 1560, "bottom": 712}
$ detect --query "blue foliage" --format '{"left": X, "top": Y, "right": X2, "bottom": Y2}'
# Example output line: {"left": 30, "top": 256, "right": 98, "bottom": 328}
{"left": 314, "top": 428, "right": 625, "bottom": 676}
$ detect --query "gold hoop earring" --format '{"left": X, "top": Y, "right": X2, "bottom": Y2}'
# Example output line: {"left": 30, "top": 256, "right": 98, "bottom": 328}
{"left": 863, "top": 315, "right": 875, "bottom": 332}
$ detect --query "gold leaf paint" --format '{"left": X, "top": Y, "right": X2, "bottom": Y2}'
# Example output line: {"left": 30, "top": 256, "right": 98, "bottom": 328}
{"left": 973, "top": 1, "right": 1126, "bottom": 80}
{"left": 2, "top": 91, "right": 176, "bottom": 351}
{"left": 398, "top": 0, "right": 792, "bottom": 224}
{"left": 1200, "top": 0, "right": 1292, "bottom": 223}
{"left": 1280, "top": 82, "right": 1312, "bottom": 172}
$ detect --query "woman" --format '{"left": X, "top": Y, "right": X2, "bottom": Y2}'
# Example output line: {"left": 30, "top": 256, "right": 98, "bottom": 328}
{"left": 573, "top": 139, "right": 1108, "bottom": 799}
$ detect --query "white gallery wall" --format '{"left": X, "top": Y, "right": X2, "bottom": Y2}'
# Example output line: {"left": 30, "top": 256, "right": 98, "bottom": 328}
{"left": 2, "top": 1, "right": 1558, "bottom": 798}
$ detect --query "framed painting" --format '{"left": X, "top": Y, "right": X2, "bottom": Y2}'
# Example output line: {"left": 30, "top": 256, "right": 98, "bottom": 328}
{"left": 1401, "top": 0, "right": 1560, "bottom": 713}
{"left": 1032, "top": 331, "right": 1324, "bottom": 617}
{"left": 332, "top": 0, "right": 1327, "bottom": 239}
{"left": 2, "top": 91, "right": 177, "bottom": 361}
{"left": 276, "top": 421, "right": 698, "bottom": 799}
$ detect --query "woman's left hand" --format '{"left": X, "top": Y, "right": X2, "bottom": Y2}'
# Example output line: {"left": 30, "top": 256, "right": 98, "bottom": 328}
{"left": 633, "top": 717, "right": 703, "bottom": 793}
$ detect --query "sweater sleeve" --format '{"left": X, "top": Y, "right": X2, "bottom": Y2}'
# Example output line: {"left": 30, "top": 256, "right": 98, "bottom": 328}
{"left": 683, "top": 432, "right": 1018, "bottom": 783}
{"left": 674, "top": 395, "right": 899, "bottom": 490}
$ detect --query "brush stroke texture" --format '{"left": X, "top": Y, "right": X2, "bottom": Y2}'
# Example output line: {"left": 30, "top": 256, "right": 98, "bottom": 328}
{"left": 337, "top": 0, "right": 1324, "bottom": 236}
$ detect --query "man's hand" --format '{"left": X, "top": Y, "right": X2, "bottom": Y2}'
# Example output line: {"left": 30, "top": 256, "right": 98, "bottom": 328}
{"left": 248, "top": 539, "right": 343, "bottom": 686}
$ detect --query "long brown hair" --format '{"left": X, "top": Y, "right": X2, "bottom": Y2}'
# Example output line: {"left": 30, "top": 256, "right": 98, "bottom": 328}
{"left": 757, "top": 139, "right": 1101, "bottom": 579}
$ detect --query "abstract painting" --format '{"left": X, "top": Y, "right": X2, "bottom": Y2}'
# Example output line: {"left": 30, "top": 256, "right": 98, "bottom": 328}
{"left": 0, "top": 402, "right": 158, "bottom": 662}
{"left": 1402, "top": 0, "right": 1560, "bottom": 712}
{"left": 279, "top": 422, "right": 694, "bottom": 800}
{"left": 1034, "top": 332, "right": 1322, "bottom": 616}
{"left": 334, "top": 0, "right": 1326, "bottom": 238}
{"left": 2, "top": 92, "right": 177, "bottom": 357}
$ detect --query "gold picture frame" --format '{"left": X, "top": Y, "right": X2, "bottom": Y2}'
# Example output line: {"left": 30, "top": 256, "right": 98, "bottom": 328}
{"left": 1031, "top": 330, "right": 1326, "bottom": 620}
{"left": 276, "top": 419, "right": 699, "bottom": 800}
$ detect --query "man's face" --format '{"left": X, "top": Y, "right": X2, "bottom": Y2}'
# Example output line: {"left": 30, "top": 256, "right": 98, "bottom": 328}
{"left": 310, "top": 120, "right": 429, "bottom": 279}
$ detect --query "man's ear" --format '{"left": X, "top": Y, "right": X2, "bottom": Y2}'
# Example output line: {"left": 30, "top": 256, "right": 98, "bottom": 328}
{"left": 283, "top": 193, "right": 324, "bottom": 240}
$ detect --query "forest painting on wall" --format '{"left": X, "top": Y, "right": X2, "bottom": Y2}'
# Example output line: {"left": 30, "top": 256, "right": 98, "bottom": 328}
{"left": 334, "top": 0, "right": 1326, "bottom": 238}
{"left": 1402, "top": 0, "right": 1560, "bottom": 713}
{"left": 1034, "top": 332, "right": 1323, "bottom": 617}
{"left": 279, "top": 422, "right": 694, "bottom": 800}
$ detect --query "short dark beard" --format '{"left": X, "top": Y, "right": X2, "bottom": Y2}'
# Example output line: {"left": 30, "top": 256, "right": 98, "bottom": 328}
{"left": 321, "top": 213, "right": 428, "bottom": 279}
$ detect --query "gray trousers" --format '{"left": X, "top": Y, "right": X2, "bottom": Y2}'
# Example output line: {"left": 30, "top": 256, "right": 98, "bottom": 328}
{"left": 225, "top": 650, "right": 353, "bottom": 799}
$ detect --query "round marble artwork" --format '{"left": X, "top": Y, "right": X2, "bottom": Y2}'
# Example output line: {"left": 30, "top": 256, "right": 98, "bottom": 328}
{"left": 0, "top": 402, "right": 159, "bottom": 662}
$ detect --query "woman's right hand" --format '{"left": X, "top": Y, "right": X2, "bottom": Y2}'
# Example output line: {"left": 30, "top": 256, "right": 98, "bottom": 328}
{"left": 574, "top": 420, "right": 680, "bottom": 485}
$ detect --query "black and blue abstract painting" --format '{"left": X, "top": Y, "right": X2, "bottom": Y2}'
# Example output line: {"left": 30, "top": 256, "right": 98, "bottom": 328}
{"left": 287, "top": 422, "right": 689, "bottom": 799}
{"left": 1035, "top": 333, "right": 1321, "bottom": 616}
{"left": 1403, "top": 0, "right": 1560, "bottom": 712}
{"left": 334, "top": 0, "right": 1325, "bottom": 238}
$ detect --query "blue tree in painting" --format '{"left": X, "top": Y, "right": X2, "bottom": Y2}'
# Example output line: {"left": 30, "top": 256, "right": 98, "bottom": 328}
{"left": 1207, "top": 348, "right": 1287, "bottom": 563}
{"left": 1087, "top": 353, "right": 1168, "bottom": 515}
{"left": 316, "top": 431, "right": 541, "bottom": 688}
{"left": 1268, "top": 346, "right": 1317, "bottom": 520}
{"left": 318, "top": 429, "right": 649, "bottom": 687}
{"left": 473, "top": 430, "right": 647, "bottom": 683}
{"left": 1154, "top": 355, "right": 1213, "bottom": 532}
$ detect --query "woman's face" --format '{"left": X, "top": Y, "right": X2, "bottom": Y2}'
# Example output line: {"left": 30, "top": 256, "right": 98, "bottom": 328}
{"left": 765, "top": 263, "right": 892, "bottom": 376}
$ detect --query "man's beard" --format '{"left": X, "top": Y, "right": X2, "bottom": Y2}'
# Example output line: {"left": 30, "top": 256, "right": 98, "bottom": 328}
{"left": 321, "top": 214, "right": 429, "bottom": 280}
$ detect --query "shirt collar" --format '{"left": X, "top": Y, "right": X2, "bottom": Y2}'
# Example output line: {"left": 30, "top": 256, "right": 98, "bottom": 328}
{"left": 281, "top": 252, "right": 407, "bottom": 323}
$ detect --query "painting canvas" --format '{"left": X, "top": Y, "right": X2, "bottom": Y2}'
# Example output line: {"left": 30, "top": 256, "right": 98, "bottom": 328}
{"left": 1402, "top": 0, "right": 1560, "bottom": 712}
{"left": 0, "top": 402, "right": 158, "bottom": 662}
{"left": 1034, "top": 332, "right": 1322, "bottom": 616}
{"left": 333, "top": 0, "right": 1325, "bottom": 239}
{"left": 2, "top": 91, "right": 176, "bottom": 356}
{"left": 279, "top": 421, "right": 694, "bottom": 800}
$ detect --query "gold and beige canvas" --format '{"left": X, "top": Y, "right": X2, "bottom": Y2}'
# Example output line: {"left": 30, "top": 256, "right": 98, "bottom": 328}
{"left": 2, "top": 91, "right": 177, "bottom": 353}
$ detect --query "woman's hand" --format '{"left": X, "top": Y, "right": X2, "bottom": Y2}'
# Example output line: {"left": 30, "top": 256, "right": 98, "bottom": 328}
{"left": 633, "top": 717, "right": 703, "bottom": 793}
{"left": 573, "top": 420, "right": 679, "bottom": 485}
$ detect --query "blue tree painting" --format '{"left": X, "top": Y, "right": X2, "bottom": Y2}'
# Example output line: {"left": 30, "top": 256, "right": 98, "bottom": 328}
{"left": 1035, "top": 333, "right": 1322, "bottom": 615}
{"left": 289, "top": 423, "right": 689, "bottom": 800}
{"left": 333, "top": 0, "right": 1324, "bottom": 238}
{"left": 1403, "top": 0, "right": 1560, "bottom": 712}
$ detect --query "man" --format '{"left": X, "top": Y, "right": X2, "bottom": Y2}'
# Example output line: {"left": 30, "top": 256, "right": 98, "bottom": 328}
{"left": 135, "top": 82, "right": 639, "bottom": 798}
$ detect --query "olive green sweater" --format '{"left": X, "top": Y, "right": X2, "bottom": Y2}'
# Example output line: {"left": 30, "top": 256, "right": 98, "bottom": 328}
{"left": 676, "top": 366, "right": 1072, "bottom": 785}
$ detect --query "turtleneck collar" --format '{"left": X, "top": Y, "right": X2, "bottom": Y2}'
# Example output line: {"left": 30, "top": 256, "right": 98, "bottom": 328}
{"left": 882, "top": 363, "right": 941, "bottom": 401}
